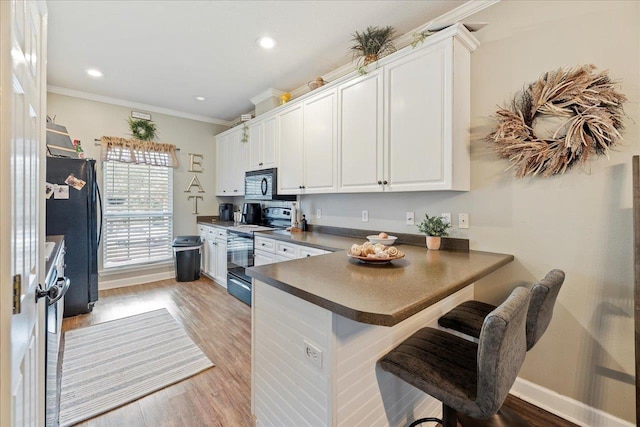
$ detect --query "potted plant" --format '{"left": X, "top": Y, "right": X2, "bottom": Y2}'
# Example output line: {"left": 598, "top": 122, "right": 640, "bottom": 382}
{"left": 350, "top": 26, "right": 396, "bottom": 74}
{"left": 417, "top": 214, "right": 451, "bottom": 250}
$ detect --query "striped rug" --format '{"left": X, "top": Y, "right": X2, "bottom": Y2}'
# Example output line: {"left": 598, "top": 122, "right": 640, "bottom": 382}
{"left": 59, "top": 309, "right": 214, "bottom": 426}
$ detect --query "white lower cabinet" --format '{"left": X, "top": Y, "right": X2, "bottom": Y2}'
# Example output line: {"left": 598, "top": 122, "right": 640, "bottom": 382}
{"left": 214, "top": 230, "right": 227, "bottom": 287}
{"left": 254, "top": 236, "right": 330, "bottom": 267}
{"left": 198, "top": 225, "right": 208, "bottom": 272}
{"left": 200, "top": 225, "right": 227, "bottom": 288}
{"left": 254, "top": 250, "right": 276, "bottom": 267}
{"left": 206, "top": 229, "right": 217, "bottom": 276}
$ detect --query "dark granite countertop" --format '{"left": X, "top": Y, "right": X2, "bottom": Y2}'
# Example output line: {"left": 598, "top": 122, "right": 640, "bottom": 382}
{"left": 45, "top": 235, "right": 64, "bottom": 284}
{"left": 247, "top": 246, "right": 514, "bottom": 326}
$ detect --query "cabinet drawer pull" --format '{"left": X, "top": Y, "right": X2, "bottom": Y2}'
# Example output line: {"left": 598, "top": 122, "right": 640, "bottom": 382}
{"left": 383, "top": 180, "right": 388, "bottom": 185}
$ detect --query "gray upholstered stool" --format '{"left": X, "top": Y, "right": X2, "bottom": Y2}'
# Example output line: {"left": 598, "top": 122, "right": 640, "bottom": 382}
{"left": 438, "top": 269, "right": 565, "bottom": 350}
{"left": 379, "top": 287, "right": 531, "bottom": 427}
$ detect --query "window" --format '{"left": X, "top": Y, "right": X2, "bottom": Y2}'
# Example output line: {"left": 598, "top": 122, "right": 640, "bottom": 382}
{"left": 102, "top": 161, "right": 173, "bottom": 269}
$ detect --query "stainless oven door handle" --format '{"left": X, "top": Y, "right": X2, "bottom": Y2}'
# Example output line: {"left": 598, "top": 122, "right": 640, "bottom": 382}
{"left": 229, "top": 277, "right": 251, "bottom": 292}
{"left": 48, "top": 277, "right": 70, "bottom": 306}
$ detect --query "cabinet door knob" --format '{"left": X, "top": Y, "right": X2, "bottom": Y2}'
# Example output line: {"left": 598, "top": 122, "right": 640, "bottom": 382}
{"left": 383, "top": 180, "right": 388, "bottom": 185}
{"left": 234, "top": 189, "right": 238, "bottom": 192}
{"left": 306, "top": 254, "right": 311, "bottom": 257}
{"left": 283, "top": 248, "right": 287, "bottom": 252}
{"left": 259, "top": 162, "right": 263, "bottom": 166}
{"left": 377, "top": 180, "right": 382, "bottom": 185}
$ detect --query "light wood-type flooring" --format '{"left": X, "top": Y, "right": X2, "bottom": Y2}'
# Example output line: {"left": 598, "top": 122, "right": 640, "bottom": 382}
{"left": 61, "top": 277, "right": 577, "bottom": 427}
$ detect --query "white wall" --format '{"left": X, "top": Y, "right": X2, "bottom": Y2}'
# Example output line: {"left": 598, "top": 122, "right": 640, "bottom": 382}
{"left": 301, "top": 1, "right": 639, "bottom": 422}
{"left": 47, "top": 93, "right": 228, "bottom": 287}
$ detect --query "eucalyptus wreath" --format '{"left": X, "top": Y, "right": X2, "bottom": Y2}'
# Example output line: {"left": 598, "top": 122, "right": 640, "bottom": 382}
{"left": 128, "top": 118, "right": 157, "bottom": 141}
{"left": 488, "top": 65, "right": 626, "bottom": 178}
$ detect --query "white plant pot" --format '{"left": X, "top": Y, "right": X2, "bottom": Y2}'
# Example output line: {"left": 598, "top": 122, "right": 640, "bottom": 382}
{"left": 426, "top": 236, "right": 441, "bottom": 250}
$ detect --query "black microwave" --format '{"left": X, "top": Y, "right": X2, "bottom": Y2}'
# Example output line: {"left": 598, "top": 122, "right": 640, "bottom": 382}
{"left": 245, "top": 168, "right": 295, "bottom": 201}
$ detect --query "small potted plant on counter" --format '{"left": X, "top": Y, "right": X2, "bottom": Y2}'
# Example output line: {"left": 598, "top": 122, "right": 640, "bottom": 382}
{"left": 417, "top": 214, "right": 451, "bottom": 250}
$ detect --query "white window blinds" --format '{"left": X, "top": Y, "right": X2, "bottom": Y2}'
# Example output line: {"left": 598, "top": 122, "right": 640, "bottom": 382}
{"left": 103, "top": 161, "right": 173, "bottom": 269}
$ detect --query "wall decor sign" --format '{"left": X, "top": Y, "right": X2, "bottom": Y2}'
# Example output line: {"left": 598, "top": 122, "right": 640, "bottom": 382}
{"left": 131, "top": 111, "right": 152, "bottom": 121}
{"left": 185, "top": 153, "right": 205, "bottom": 214}
{"left": 488, "top": 64, "right": 627, "bottom": 178}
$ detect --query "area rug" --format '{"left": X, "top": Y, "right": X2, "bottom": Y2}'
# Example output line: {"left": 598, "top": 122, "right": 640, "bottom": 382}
{"left": 59, "top": 309, "right": 214, "bottom": 426}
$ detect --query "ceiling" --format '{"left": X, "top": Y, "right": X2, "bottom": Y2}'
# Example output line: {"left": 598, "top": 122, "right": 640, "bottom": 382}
{"left": 47, "top": 1, "right": 473, "bottom": 123}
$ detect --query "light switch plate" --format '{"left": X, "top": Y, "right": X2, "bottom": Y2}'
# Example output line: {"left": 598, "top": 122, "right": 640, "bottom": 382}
{"left": 316, "top": 209, "right": 322, "bottom": 219}
{"left": 362, "top": 210, "right": 369, "bottom": 222}
{"left": 441, "top": 213, "right": 451, "bottom": 226}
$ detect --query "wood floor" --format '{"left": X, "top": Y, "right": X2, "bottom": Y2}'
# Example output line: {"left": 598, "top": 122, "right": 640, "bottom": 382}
{"left": 61, "top": 277, "right": 577, "bottom": 427}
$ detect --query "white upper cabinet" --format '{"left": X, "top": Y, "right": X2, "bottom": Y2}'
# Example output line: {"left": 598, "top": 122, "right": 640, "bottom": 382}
{"left": 216, "top": 127, "right": 247, "bottom": 196}
{"left": 278, "top": 104, "right": 304, "bottom": 194}
{"left": 248, "top": 116, "right": 277, "bottom": 171}
{"left": 338, "top": 70, "right": 384, "bottom": 193}
{"left": 303, "top": 88, "right": 337, "bottom": 194}
{"left": 383, "top": 36, "right": 472, "bottom": 191}
{"left": 232, "top": 130, "right": 248, "bottom": 195}
{"left": 216, "top": 24, "right": 477, "bottom": 196}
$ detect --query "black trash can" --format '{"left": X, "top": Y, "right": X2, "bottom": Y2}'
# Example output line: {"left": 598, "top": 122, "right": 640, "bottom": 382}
{"left": 172, "top": 236, "right": 202, "bottom": 282}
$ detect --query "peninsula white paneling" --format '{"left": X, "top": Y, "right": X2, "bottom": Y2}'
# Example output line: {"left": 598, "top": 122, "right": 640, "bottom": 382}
{"left": 252, "top": 278, "right": 474, "bottom": 426}
{"left": 333, "top": 285, "right": 474, "bottom": 426}
{"left": 253, "top": 280, "right": 333, "bottom": 427}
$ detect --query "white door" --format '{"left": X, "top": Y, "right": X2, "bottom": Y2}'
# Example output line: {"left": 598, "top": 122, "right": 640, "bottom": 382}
{"left": 277, "top": 104, "right": 304, "bottom": 194}
{"left": 384, "top": 42, "right": 446, "bottom": 191}
{"left": 262, "top": 116, "right": 277, "bottom": 169}
{"left": 207, "top": 230, "right": 217, "bottom": 276}
{"left": 248, "top": 122, "right": 263, "bottom": 171}
{"left": 234, "top": 131, "right": 248, "bottom": 195}
{"left": 338, "top": 70, "right": 384, "bottom": 193}
{"left": 303, "top": 89, "right": 337, "bottom": 194}
{"left": 0, "top": 1, "right": 48, "bottom": 426}
{"left": 214, "top": 238, "right": 227, "bottom": 287}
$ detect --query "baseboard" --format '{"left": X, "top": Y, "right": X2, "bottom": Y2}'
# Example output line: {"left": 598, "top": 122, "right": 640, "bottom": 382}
{"left": 99, "top": 271, "right": 174, "bottom": 290}
{"left": 512, "top": 377, "right": 634, "bottom": 427}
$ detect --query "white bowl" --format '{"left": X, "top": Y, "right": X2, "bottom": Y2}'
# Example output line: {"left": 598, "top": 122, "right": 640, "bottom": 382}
{"left": 366, "top": 235, "right": 398, "bottom": 246}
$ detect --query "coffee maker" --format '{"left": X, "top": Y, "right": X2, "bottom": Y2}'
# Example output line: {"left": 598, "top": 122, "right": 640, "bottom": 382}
{"left": 219, "top": 203, "right": 233, "bottom": 221}
{"left": 241, "top": 203, "right": 262, "bottom": 224}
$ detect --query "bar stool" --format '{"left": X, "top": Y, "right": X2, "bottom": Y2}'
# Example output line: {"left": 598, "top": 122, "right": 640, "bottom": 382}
{"left": 379, "top": 287, "right": 531, "bottom": 427}
{"left": 438, "top": 269, "right": 565, "bottom": 350}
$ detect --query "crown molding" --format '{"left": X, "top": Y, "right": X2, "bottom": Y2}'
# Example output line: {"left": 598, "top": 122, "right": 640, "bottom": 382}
{"left": 287, "top": 0, "right": 497, "bottom": 101}
{"left": 250, "top": 88, "right": 285, "bottom": 106}
{"left": 47, "top": 85, "right": 233, "bottom": 126}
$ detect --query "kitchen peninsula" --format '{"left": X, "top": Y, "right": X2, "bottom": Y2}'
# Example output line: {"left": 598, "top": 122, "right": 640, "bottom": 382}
{"left": 247, "top": 243, "right": 513, "bottom": 426}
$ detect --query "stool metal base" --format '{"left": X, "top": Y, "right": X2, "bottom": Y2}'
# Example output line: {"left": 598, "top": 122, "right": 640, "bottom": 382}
{"left": 457, "top": 406, "right": 530, "bottom": 427}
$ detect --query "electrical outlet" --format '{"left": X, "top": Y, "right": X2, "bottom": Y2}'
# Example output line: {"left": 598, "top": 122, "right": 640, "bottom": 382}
{"left": 304, "top": 340, "right": 323, "bottom": 368}
{"left": 441, "top": 213, "right": 451, "bottom": 226}
{"left": 362, "top": 210, "right": 369, "bottom": 222}
{"left": 316, "top": 209, "right": 322, "bottom": 219}
{"left": 459, "top": 213, "right": 469, "bottom": 229}
{"left": 406, "top": 211, "right": 415, "bottom": 225}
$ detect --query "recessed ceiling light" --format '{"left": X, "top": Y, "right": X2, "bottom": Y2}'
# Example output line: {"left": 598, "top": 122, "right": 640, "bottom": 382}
{"left": 86, "top": 68, "right": 103, "bottom": 78}
{"left": 195, "top": 96, "right": 206, "bottom": 101}
{"left": 256, "top": 37, "right": 277, "bottom": 49}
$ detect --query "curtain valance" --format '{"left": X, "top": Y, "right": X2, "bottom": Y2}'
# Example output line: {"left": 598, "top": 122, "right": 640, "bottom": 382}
{"left": 100, "top": 136, "right": 179, "bottom": 168}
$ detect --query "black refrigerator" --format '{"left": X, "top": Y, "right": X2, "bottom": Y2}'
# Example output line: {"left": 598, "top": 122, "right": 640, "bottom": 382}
{"left": 46, "top": 157, "right": 101, "bottom": 317}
